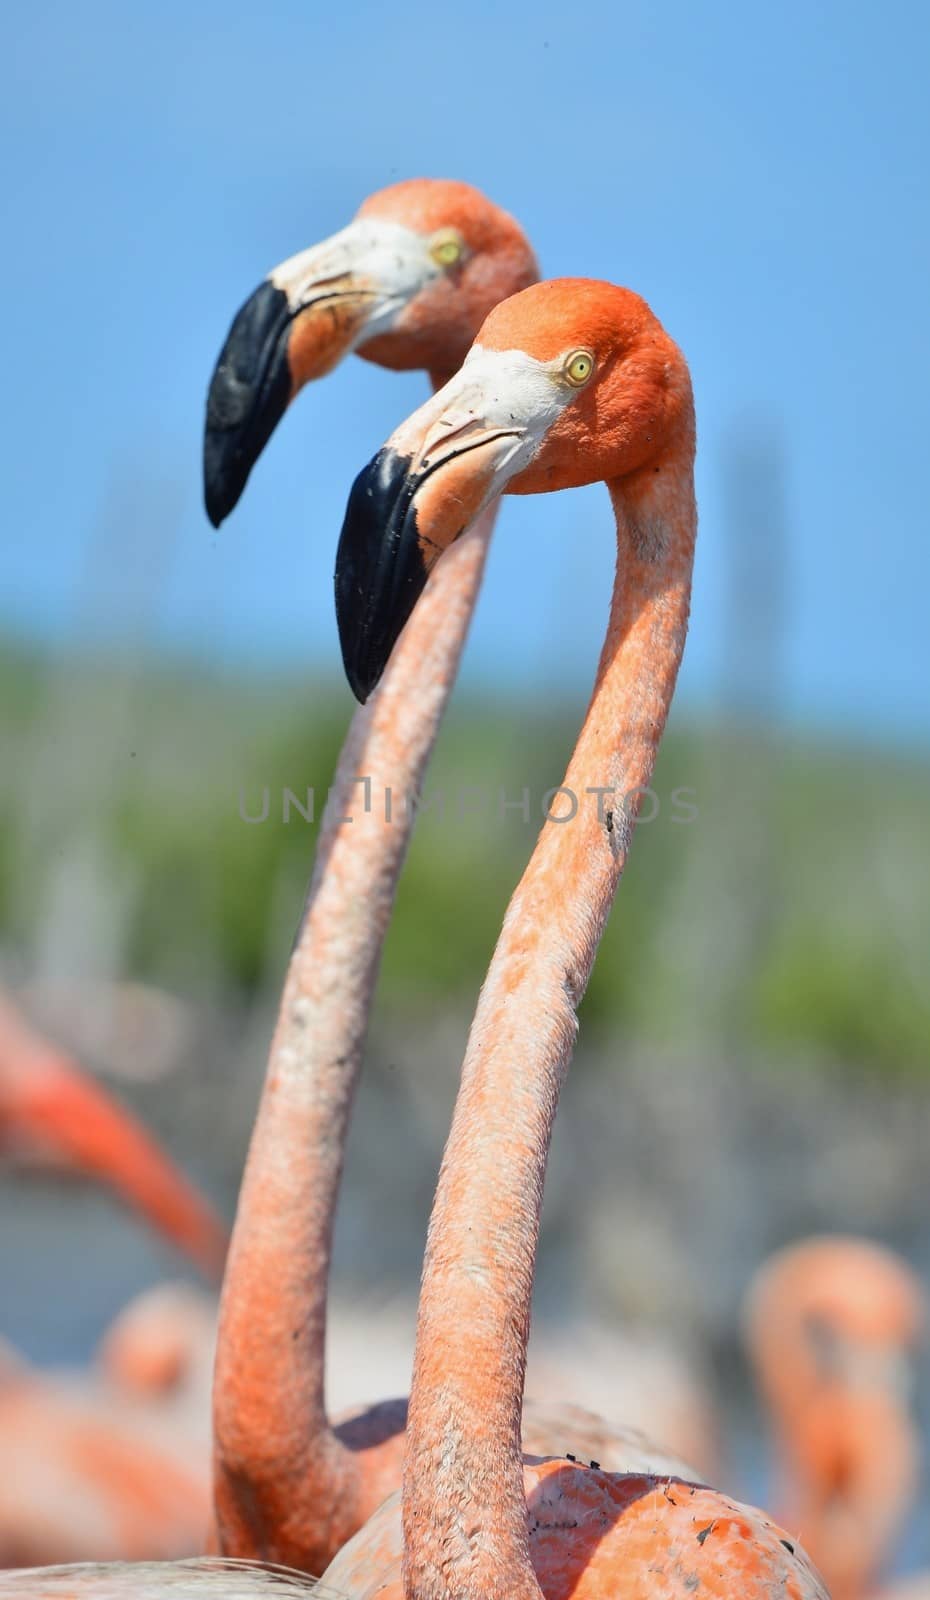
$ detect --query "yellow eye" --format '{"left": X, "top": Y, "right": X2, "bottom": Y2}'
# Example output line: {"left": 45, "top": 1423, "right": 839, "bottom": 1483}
{"left": 564, "top": 349, "right": 595, "bottom": 386}
{"left": 429, "top": 229, "right": 464, "bottom": 269}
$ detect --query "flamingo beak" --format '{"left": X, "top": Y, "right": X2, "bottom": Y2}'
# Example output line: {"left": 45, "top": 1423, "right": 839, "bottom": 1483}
{"left": 204, "top": 217, "right": 441, "bottom": 527}
{"left": 335, "top": 420, "right": 518, "bottom": 703}
{"left": 335, "top": 349, "right": 562, "bottom": 701}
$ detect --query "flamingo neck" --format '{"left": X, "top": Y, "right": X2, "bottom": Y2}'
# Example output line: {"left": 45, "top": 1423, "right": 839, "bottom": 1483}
{"left": 212, "top": 378, "right": 498, "bottom": 1569}
{"left": 0, "top": 995, "right": 226, "bottom": 1279}
{"left": 402, "top": 441, "right": 696, "bottom": 1600}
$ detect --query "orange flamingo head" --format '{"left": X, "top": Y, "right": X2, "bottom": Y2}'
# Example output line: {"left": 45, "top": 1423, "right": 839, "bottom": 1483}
{"left": 744, "top": 1236, "right": 927, "bottom": 1600}
{"left": 334, "top": 277, "right": 694, "bottom": 700}
{"left": 203, "top": 177, "right": 537, "bottom": 526}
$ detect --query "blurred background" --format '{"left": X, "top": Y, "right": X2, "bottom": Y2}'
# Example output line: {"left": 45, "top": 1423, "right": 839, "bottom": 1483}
{"left": 1, "top": 0, "right": 929, "bottom": 1581}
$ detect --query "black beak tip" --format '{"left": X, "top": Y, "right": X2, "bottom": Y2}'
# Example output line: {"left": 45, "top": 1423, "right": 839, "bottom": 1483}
{"left": 202, "top": 429, "right": 247, "bottom": 529}
{"left": 346, "top": 666, "right": 373, "bottom": 705}
{"left": 335, "top": 571, "right": 383, "bottom": 705}
{"left": 203, "top": 476, "right": 226, "bottom": 531}
{"left": 338, "top": 630, "right": 384, "bottom": 705}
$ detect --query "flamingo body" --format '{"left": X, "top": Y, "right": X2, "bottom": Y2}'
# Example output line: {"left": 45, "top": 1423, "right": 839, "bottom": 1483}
{"left": 0, "top": 1376, "right": 209, "bottom": 1567}
{"left": 0, "top": 1287, "right": 221, "bottom": 1567}
{"left": 326, "top": 1395, "right": 698, "bottom": 1484}
{"left": 322, "top": 1463, "right": 828, "bottom": 1600}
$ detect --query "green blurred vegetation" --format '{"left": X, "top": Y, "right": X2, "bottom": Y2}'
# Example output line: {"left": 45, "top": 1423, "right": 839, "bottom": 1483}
{"left": 1, "top": 638, "right": 928, "bottom": 1074}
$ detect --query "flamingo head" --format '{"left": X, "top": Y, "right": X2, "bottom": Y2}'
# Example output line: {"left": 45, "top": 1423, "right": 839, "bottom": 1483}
{"left": 98, "top": 1282, "right": 216, "bottom": 1396}
{"left": 334, "top": 277, "right": 694, "bottom": 701}
{"left": 203, "top": 178, "right": 536, "bottom": 527}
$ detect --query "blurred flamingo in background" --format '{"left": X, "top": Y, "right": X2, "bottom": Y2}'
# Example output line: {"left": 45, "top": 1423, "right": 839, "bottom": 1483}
{"left": 0, "top": 990, "right": 226, "bottom": 1280}
{"left": 745, "top": 1235, "right": 927, "bottom": 1600}
{"left": 0, "top": 1357, "right": 210, "bottom": 1567}
{"left": 318, "top": 277, "right": 827, "bottom": 1599}
{"left": 0, "top": 994, "right": 227, "bottom": 1566}
{"left": 98, "top": 1283, "right": 216, "bottom": 1423}
{"left": 0, "top": 1285, "right": 221, "bottom": 1569}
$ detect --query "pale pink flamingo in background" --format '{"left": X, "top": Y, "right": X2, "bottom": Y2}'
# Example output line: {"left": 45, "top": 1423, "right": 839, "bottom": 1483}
{"left": 0, "top": 1286, "right": 222, "bottom": 1569}
{"left": 0, "top": 990, "right": 226, "bottom": 1280}
{"left": 317, "top": 277, "right": 827, "bottom": 1598}
{"left": 0, "top": 992, "right": 226, "bottom": 1566}
{"left": 205, "top": 183, "right": 695, "bottom": 1575}
{"left": 745, "top": 1235, "right": 927, "bottom": 1600}
{"left": 0, "top": 1362, "right": 211, "bottom": 1567}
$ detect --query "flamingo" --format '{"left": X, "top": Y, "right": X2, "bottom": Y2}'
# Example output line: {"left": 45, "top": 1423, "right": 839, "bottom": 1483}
{"left": 0, "top": 1286, "right": 224, "bottom": 1568}
{"left": 0, "top": 991, "right": 226, "bottom": 1280}
{"left": 205, "top": 183, "right": 693, "bottom": 1573}
{"left": 204, "top": 177, "right": 536, "bottom": 1573}
{"left": 745, "top": 1235, "right": 927, "bottom": 1600}
{"left": 316, "top": 277, "right": 828, "bottom": 1599}
{"left": 0, "top": 993, "right": 226, "bottom": 1565}
{"left": 0, "top": 1355, "right": 212, "bottom": 1567}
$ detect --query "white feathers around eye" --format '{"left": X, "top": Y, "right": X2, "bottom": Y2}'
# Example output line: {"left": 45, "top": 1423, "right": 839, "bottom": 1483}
{"left": 446, "top": 344, "right": 573, "bottom": 460}
{"left": 382, "top": 344, "right": 576, "bottom": 510}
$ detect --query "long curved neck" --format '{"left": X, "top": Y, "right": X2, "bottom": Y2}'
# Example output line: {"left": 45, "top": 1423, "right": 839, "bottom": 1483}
{"left": 212, "top": 374, "right": 496, "bottom": 1571}
{"left": 402, "top": 443, "right": 696, "bottom": 1600}
{"left": 0, "top": 994, "right": 227, "bottom": 1280}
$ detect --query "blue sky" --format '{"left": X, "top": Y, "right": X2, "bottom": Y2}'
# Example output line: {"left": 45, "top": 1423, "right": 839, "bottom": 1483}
{"left": 2, "top": 0, "right": 928, "bottom": 742}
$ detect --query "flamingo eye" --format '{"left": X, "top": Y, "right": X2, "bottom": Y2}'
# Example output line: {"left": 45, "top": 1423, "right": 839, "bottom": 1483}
{"left": 564, "top": 350, "right": 595, "bottom": 387}
{"left": 429, "top": 229, "right": 465, "bottom": 269}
